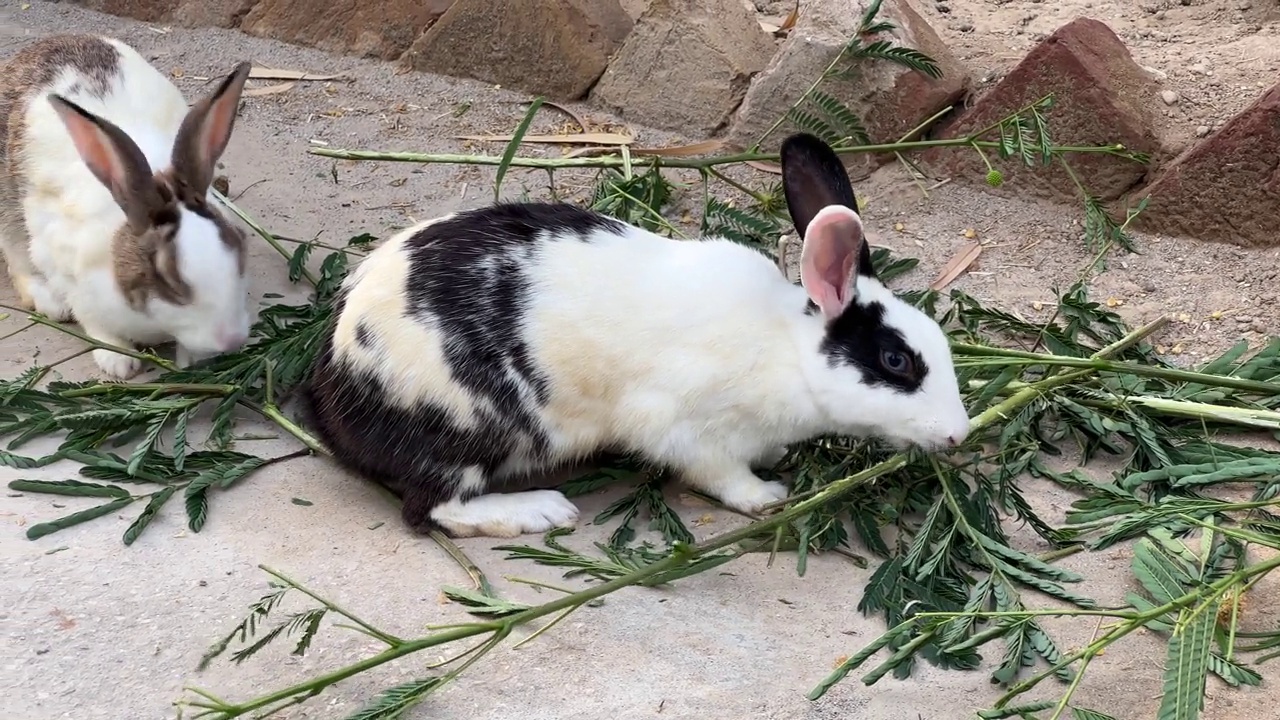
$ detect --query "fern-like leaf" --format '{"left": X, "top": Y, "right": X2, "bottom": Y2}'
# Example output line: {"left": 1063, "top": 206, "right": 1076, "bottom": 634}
{"left": 1072, "top": 709, "right": 1120, "bottom": 720}
{"left": 1156, "top": 604, "right": 1215, "bottom": 720}
{"left": 808, "top": 90, "right": 870, "bottom": 145}
{"left": 1207, "top": 653, "right": 1262, "bottom": 687}
{"left": 122, "top": 485, "right": 176, "bottom": 546}
{"left": 441, "top": 586, "right": 531, "bottom": 618}
{"left": 343, "top": 677, "right": 446, "bottom": 720}
{"left": 1, "top": 450, "right": 41, "bottom": 469}
{"left": 854, "top": 41, "right": 942, "bottom": 78}
{"left": 186, "top": 487, "right": 209, "bottom": 533}
{"left": 197, "top": 585, "right": 290, "bottom": 670}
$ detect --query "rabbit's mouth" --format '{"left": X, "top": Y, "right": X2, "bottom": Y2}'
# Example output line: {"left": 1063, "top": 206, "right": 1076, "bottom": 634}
{"left": 883, "top": 435, "right": 955, "bottom": 456}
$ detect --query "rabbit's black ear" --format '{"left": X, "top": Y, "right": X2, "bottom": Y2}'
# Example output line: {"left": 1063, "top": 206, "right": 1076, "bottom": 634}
{"left": 780, "top": 134, "right": 875, "bottom": 279}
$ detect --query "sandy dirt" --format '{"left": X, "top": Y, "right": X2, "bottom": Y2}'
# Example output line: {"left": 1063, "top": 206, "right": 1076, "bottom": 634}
{"left": 1, "top": 2, "right": 1279, "bottom": 719}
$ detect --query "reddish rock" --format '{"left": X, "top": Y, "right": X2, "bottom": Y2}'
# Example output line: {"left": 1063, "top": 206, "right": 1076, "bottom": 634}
{"left": 71, "top": 0, "right": 258, "bottom": 27}
{"left": 727, "top": 0, "right": 969, "bottom": 177}
{"left": 923, "top": 18, "right": 1166, "bottom": 204}
{"left": 241, "top": 0, "right": 456, "bottom": 60}
{"left": 592, "top": 0, "right": 777, "bottom": 136}
{"left": 403, "top": 0, "right": 634, "bottom": 101}
{"left": 1132, "top": 83, "right": 1280, "bottom": 247}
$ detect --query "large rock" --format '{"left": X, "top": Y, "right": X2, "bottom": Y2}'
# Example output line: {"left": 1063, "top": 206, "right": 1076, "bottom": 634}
{"left": 71, "top": 0, "right": 258, "bottom": 27}
{"left": 727, "top": 0, "right": 968, "bottom": 175}
{"left": 403, "top": 0, "right": 634, "bottom": 101}
{"left": 922, "top": 18, "right": 1165, "bottom": 204}
{"left": 618, "top": 0, "right": 649, "bottom": 18}
{"left": 241, "top": 0, "right": 456, "bottom": 60}
{"left": 591, "top": 0, "right": 777, "bottom": 136}
{"left": 1132, "top": 82, "right": 1280, "bottom": 247}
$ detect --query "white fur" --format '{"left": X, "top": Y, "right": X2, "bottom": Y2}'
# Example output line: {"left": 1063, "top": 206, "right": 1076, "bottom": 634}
{"left": 430, "top": 488, "right": 580, "bottom": 539}
{"left": 333, "top": 214, "right": 482, "bottom": 421}
{"left": 336, "top": 214, "right": 971, "bottom": 536}
{"left": 12, "top": 37, "right": 250, "bottom": 379}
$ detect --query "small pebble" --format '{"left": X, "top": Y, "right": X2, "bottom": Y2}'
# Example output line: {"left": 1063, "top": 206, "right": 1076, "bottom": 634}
{"left": 1161, "top": 90, "right": 1180, "bottom": 105}
{"left": 1195, "top": 125, "right": 1211, "bottom": 137}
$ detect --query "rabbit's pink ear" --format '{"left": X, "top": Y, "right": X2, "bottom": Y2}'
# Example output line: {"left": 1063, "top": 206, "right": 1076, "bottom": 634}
{"left": 799, "top": 205, "right": 865, "bottom": 320}
{"left": 47, "top": 94, "right": 162, "bottom": 230}
{"left": 172, "top": 61, "right": 251, "bottom": 194}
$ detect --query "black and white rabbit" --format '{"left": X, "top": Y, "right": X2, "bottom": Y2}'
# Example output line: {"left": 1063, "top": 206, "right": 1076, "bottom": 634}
{"left": 304, "top": 133, "right": 971, "bottom": 538}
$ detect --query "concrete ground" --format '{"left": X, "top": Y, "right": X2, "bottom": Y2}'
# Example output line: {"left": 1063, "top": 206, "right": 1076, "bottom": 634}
{"left": 1, "top": 4, "right": 1277, "bottom": 720}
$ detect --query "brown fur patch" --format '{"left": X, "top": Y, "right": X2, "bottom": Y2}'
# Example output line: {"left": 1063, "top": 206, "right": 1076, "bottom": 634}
{"left": 110, "top": 171, "right": 247, "bottom": 310}
{"left": 112, "top": 220, "right": 189, "bottom": 311}
{"left": 0, "top": 35, "right": 121, "bottom": 261}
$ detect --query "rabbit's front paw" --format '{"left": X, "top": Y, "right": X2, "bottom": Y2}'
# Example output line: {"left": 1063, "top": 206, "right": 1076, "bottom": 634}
{"left": 93, "top": 349, "right": 143, "bottom": 380}
{"left": 717, "top": 475, "right": 790, "bottom": 514}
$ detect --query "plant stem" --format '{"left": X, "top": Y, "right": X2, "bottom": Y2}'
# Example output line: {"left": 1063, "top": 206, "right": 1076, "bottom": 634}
{"left": 197, "top": 465, "right": 900, "bottom": 717}
{"left": 430, "top": 529, "right": 497, "bottom": 596}
{"left": 309, "top": 139, "right": 1134, "bottom": 171}
{"left": 189, "top": 545, "right": 691, "bottom": 716}
{"left": 0, "top": 320, "right": 36, "bottom": 343}
{"left": 953, "top": 342, "right": 1280, "bottom": 396}
{"left": 246, "top": 401, "right": 328, "bottom": 456}
{"left": 58, "top": 382, "right": 238, "bottom": 398}
{"left": 261, "top": 566, "right": 404, "bottom": 647}
{"left": 0, "top": 305, "right": 175, "bottom": 370}
{"left": 707, "top": 166, "right": 770, "bottom": 204}
{"left": 211, "top": 189, "right": 319, "bottom": 288}
{"left": 1046, "top": 618, "right": 1104, "bottom": 720}
{"left": 966, "top": 383, "right": 1280, "bottom": 433}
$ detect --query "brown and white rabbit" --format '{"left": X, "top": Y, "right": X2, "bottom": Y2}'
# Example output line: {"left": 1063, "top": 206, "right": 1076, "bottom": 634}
{"left": 304, "top": 133, "right": 972, "bottom": 538}
{"left": 0, "top": 34, "right": 254, "bottom": 379}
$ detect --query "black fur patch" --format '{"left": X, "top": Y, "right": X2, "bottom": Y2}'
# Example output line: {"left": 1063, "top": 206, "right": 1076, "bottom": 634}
{"left": 821, "top": 300, "right": 928, "bottom": 393}
{"left": 856, "top": 242, "right": 876, "bottom": 279}
{"left": 303, "top": 203, "right": 626, "bottom": 533}
{"left": 353, "top": 321, "right": 375, "bottom": 349}
{"left": 402, "top": 204, "right": 625, "bottom": 437}
{"left": 302, "top": 292, "right": 520, "bottom": 530}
